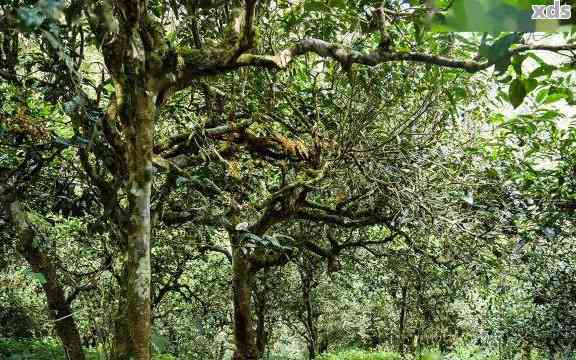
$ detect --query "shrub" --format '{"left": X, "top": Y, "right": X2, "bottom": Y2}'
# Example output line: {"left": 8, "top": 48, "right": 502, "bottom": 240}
{"left": 0, "top": 305, "right": 38, "bottom": 339}
{"left": 0, "top": 338, "right": 64, "bottom": 359}
{"left": 0, "top": 339, "right": 176, "bottom": 360}
{"left": 317, "top": 349, "right": 402, "bottom": 360}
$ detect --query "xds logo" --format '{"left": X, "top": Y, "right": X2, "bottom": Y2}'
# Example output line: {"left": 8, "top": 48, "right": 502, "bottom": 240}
{"left": 532, "top": 0, "right": 572, "bottom": 19}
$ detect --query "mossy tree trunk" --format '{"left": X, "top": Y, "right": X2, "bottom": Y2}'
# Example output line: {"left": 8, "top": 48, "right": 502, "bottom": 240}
{"left": 105, "top": 85, "right": 155, "bottom": 359}
{"left": 230, "top": 230, "right": 259, "bottom": 360}
{"left": 111, "top": 265, "right": 132, "bottom": 359}
{"left": 123, "top": 91, "right": 155, "bottom": 359}
{"left": 8, "top": 201, "right": 85, "bottom": 360}
{"left": 89, "top": 1, "right": 259, "bottom": 357}
{"left": 97, "top": 1, "right": 159, "bottom": 355}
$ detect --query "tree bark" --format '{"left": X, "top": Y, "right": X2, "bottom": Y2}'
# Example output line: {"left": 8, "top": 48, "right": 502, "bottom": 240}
{"left": 302, "top": 274, "right": 317, "bottom": 359}
{"left": 119, "top": 91, "right": 155, "bottom": 359}
{"left": 99, "top": 20, "right": 156, "bottom": 354}
{"left": 254, "top": 290, "right": 268, "bottom": 356}
{"left": 298, "top": 257, "right": 319, "bottom": 359}
{"left": 398, "top": 286, "right": 408, "bottom": 355}
{"left": 9, "top": 201, "right": 85, "bottom": 360}
{"left": 230, "top": 231, "right": 259, "bottom": 360}
{"left": 111, "top": 266, "right": 132, "bottom": 359}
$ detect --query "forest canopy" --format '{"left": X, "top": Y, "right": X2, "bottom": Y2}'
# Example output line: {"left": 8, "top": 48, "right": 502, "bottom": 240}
{"left": 0, "top": 0, "right": 575, "bottom": 359}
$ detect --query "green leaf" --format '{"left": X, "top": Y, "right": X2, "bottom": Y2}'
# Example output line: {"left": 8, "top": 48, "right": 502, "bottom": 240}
{"left": 453, "top": 87, "right": 467, "bottom": 99}
{"left": 526, "top": 52, "right": 547, "bottom": 66}
{"left": 151, "top": 331, "right": 170, "bottom": 353}
{"left": 511, "top": 55, "right": 525, "bottom": 76}
{"left": 494, "top": 58, "right": 512, "bottom": 75}
{"left": 17, "top": 8, "right": 45, "bottom": 31}
{"left": 535, "top": 89, "right": 548, "bottom": 103}
{"left": 33, "top": 272, "right": 47, "bottom": 285}
{"left": 304, "top": 0, "right": 325, "bottom": 11}
{"left": 487, "top": 33, "right": 523, "bottom": 62}
{"left": 509, "top": 78, "right": 527, "bottom": 108}
{"left": 543, "top": 93, "right": 566, "bottom": 104}
{"left": 522, "top": 78, "right": 538, "bottom": 94}
{"left": 543, "top": 87, "right": 572, "bottom": 104}
{"left": 530, "top": 64, "right": 556, "bottom": 78}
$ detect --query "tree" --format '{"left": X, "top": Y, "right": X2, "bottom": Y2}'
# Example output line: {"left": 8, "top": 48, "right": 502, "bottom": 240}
{"left": 1, "top": 1, "right": 575, "bottom": 359}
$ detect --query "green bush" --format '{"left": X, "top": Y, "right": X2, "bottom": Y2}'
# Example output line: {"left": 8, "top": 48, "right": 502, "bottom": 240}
{"left": 415, "top": 350, "right": 442, "bottom": 360}
{"left": 443, "top": 345, "right": 499, "bottom": 360}
{"left": 0, "top": 304, "right": 38, "bottom": 339}
{"left": 0, "top": 339, "right": 176, "bottom": 360}
{"left": 317, "top": 349, "right": 402, "bottom": 360}
{"left": 0, "top": 338, "right": 64, "bottom": 359}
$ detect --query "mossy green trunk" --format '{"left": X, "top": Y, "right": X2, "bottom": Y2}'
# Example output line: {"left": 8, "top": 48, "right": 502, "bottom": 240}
{"left": 113, "top": 88, "right": 155, "bottom": 359}
{"left": 231, "top": 231, "right": 259, "bottom": 360}
{"left": 111, "top": 266, "right": 131, "bottom": 359}
{"left": 9, "top": 202, "right": 85, "bottom": 360}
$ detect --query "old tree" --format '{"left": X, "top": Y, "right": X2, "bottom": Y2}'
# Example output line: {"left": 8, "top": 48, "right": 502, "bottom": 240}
{"left": 1, "top": 0, "right": 575, "bottom": 359}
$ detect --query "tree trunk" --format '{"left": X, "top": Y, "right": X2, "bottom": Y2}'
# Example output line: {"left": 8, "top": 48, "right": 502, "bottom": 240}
{"left": 111, "top": 266, "right": 131, "bottom": 359}
{"left": 230, "top": 231, "right": 259, "bottom": 360}
{"left": 119, "top": 92, "right": 155, "bottom": 359}
{"left": 9, "top": 201, "right": 85, "bottom": 360}
{"left": 254, "top": 290, "right": 268, "bottom": 356}
{"left": 307, "top": 343, "right": 316, "bottom": 360}
{"left": 303, "top": 282, "right": 317, "bottom": 360}
{"left": 299, "top": 259, "right": 318, "bottom": 359}
{"left": 398, "top": 286, "right": 408, "bottom": 354}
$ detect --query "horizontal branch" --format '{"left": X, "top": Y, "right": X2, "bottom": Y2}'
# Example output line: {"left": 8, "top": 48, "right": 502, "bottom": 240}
{"left": 155, "top": 116, "right": 254, "bottom": 158}
{"left": 293, "top": 207, "right": 392, "bottom": 228}
{"left": 336, "top": 232, "right": 399, "bottom": 252}
{"left": 301, "top": 240, "right": 331, "bottom": 258}
{"left": 199, "top": 245, "right": 232, "bottom": 263}
{"left": 251, "top": 250, "right": 291, "bottom": 271}
{"left": 236, "top": 38, "right": 576, "bottom": 73}
{"left": 161, "top": 209, "right": 225, "bottom": 227}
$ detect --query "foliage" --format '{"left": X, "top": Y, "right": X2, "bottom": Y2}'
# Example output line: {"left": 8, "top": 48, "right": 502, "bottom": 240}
{"left": 0, "top": 339, "right": 176, "bottom": 360}
{"left": 317, "top": 349, "right": 401, "bottom": 360}
{"left": 0, "top": 0, "right": 575, "bottom": 359}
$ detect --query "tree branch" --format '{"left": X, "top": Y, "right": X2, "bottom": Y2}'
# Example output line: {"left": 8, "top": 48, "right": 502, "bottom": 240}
{"left": 199, "top": 245, "right": 232, "bottom": 263}
{"left": 66, "top": 285, "right": 97, "bottom": 305}
{"left": 293, "top": 206, "right": 392, "bottom": 228}
{"left": 236, "top": 38, "right": 576, "bottom": 73}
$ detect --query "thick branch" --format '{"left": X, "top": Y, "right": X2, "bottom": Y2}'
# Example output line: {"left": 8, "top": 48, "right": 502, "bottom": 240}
{"left": 251, "top": 250, "right": 291, "bottom": 271}
{"left": 236, "top": 38, "right": 576, "bottom": 73}
{"left": 301, "top": 240, "right": 331, "bottom": 259}
{"left": 170, "top": 1, "right": 258, "bottom": 90}
{"left": 200, "top": 245, "right": 233, "bottom": 263}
